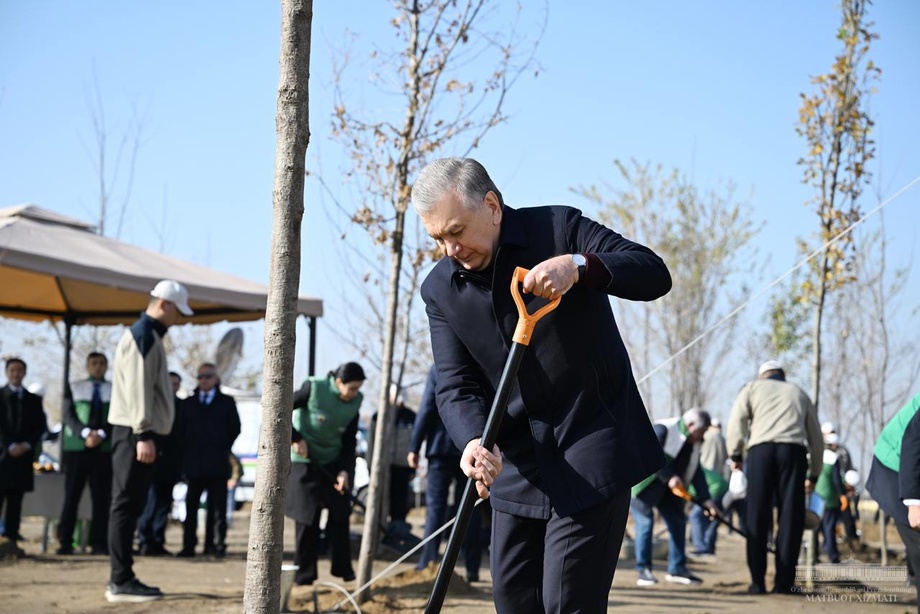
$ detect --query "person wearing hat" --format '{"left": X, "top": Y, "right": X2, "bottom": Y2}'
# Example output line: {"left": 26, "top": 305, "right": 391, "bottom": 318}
{"left": 816, "top": 432, "right": 846, "bottom": 563}
{"left": 726, "top": 360, "right": 824, "bottom": 595}
{"left": 286, "top": 362, "right": 366, "bottom": 586}
{"left": 821, "top": 421, "right": 861, "bottom": 545}
{"left": 105, "top": 280, "right": 192, "bottom": 603}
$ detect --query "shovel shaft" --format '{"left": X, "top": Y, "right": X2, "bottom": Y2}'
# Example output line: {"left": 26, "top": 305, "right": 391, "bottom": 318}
{"left": 424, "top": 342, "right": 527, "bottom": 614}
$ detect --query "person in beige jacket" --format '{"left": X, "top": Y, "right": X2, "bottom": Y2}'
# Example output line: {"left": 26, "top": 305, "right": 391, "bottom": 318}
{"left": 105, "top": 280, "right": 192, "bottom": 603}
{"left": 726, "top": 360, "right": 824, "bottom": 596}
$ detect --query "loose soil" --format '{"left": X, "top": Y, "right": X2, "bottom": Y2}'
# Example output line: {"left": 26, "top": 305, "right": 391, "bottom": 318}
{"left": 0, "top": 504, "right": 913, "bottom": 613}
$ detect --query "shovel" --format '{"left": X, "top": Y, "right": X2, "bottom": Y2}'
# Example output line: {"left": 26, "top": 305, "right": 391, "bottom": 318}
{"left": 424, "top": 266, "right": 561, "bottom": 614}
{"left": 671, "top": 484, "right": 776, "bottom": 554}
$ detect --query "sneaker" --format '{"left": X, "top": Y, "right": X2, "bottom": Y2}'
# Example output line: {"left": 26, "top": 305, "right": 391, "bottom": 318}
{"left": 636, "top": 568, "right": 658, "bottom": 586}
{"left": 104, "top": 578, "right": 164, "bottom": 603}
{"left": 748, "top": 583, "right": 767, "bottom": 594}
{"left": 665, "top": 570, "right": 703, "bottom": 585}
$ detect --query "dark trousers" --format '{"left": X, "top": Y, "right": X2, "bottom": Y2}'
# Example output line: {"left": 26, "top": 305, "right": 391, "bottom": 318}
{"left": 108, "top": 426, "right": 155, "bottom": 584}
{"left": 58, "top": 450, "right": 112, "bottom": 551}
{"left": 416, "top": 457, "right": 482, "bottom": 576}
{"left": 491, "top": 489, "right": 630, "bottom": 614}
{"left": 895, "top": 522, "right": 920, "bottom": 612}
{"left": 389, "top": 465, "right": 413, "bottom": 523}
{"left": 293, "top": 487, "right": 353, "bottom": 585}
{"left": 137, "top": 480, "right": 176, "bottom": 548}
{"left": 0, "top": 489, "right": 25, "bottom": 540}
{"left": 744, "top": 442, "right": 807, "bottom": 591}
{"left": 183, "top": 477, "right": 228, "bottom": 553}
{"left": 820, "top": 506, "right": 842, "bottom": 563}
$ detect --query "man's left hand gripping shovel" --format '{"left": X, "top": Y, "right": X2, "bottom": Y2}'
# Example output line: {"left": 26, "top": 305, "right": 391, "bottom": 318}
{"left": 424, "top": 267, "right": 561, "bottom": 614}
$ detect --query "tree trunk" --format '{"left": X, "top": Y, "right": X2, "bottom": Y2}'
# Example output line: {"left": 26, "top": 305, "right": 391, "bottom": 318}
{"left": 356, "top": 210, "right": 406, "bottom": 599}
{"left": 243, "top": 1, "right": 313, "bottom": 612}
{"left": 810, "top": 252, "right": 829, "bottom": 411}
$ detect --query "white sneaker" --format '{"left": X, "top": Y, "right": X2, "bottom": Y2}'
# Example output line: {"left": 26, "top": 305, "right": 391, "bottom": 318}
{"left": 665, "top": 571, "right": 703, "bottom": 585}
{"left": 636, "top": 568, "right": 658, "bottom": 586}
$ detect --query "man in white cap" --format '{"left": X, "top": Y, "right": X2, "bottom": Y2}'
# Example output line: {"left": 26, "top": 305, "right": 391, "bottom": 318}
{"left": 105, "top": 280, "right": 192, "bottom": 602}
{"left": 726, "top": 360, "right": 824, "bottom": 595}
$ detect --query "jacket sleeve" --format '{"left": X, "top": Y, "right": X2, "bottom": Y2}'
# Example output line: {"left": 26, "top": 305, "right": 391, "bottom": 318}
{"left": 803, "top": 393, "right": 825, "bottom": 478}
{"left": 563, "top": 207, "right": 671, "bottom": 302}
{"left": 653, "top": 424, "right": 677, "bottom": 484}
{"left": 336, "top": 414, "right": 359, "bottom": 478}
{"left": 227, "top": 397, "right": 242, "bottom": 449}
{"left": 899, "top": 409, "right": 920, "bottom": 501}
{"left": 27, "top": 395, "right": 48, "bottom": 449}
{"left": 62, "top": 382, "right": 86, "bottom": 437}
{"left": 291, "top": 380, "right": 311, "bottom": 443}
{"left": 424, "top": 298, "right": 491, "bottom": 452}
{"left": 409, "top": 368, "right": 438, "bottom": 455}
{"left": 726, "top": 384, "right": 752, "bottom": 461}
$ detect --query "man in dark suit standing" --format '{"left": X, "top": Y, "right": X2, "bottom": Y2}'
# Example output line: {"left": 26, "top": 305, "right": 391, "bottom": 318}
{"left": 407, "top": 366, "right": 483, "bottom": 582}
{"left": 176, "top": 363, "right": 240, "bottom": 558}
{"left": 0, "top": 357, "right": 49, "bottom": 548}
{"left": 57, "top": 352, "right": 113, "bottom": 555}
{"left": 411, "top": 157, "right": 671, "bottom": 613}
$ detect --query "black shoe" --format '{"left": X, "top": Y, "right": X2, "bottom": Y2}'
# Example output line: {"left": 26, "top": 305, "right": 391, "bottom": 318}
{"left": 772, "top": 585, "right": 796, "bottom": 594}
{"left": 339, "top": 572, "right": 356, "bottom": 582}
{"left": 91, "top": 546, "right": 109, "bottom": 556}
{"left": 748, "top": 583, "right": 766, "bottom": 594}
{"left": 140, "top": 543, "right": 171, "bottom": 557}
{"left": 175, "top": 549, "right": 195, "bottom": 558}
{"left": 104, "top": 578, "right": 164, "bottom": 603}
{"left": 55, "top": 546, "right": 74, "bottom": 555}
{"left": 467, "top": 573, "right": 480, "bottom": 583}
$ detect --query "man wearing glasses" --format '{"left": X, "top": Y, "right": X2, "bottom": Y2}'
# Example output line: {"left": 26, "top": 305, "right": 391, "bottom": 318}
{"left": 176, "top": 363, "right": 240, "bottom": 559}
{"left": 105, "top": 280, "right": 192, "bottom": 603}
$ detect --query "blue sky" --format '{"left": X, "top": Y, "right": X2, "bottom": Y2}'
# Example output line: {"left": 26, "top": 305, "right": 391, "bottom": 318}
{"left": 2, "top": 1, "right": 918, "bottom": 397}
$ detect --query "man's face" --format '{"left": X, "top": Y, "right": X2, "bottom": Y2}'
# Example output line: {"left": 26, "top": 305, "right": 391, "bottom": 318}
{"left": 196, "top": 368, "right": 218, "bottom": 393}
{"left": 86, "top": 356, "right": 108, "bottom": 380}
{"left": 169, "top": 375, "right": 182, "bottom": 395}
{"left": 6, "top": 362, "right": 25, "bottom": 387}
{"left": 335, "top": 378, "right": 363, "bottom": 402}
{"left": 688, "top": 424, "right": 708, "bottom": 443}
{"left": 421, "top": 189, "right": 502, "bottom": 271}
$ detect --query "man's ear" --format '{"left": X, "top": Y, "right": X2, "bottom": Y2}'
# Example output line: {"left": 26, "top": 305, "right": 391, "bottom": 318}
{"left": 484, "top": 191, "right": 502, "bottom": 224}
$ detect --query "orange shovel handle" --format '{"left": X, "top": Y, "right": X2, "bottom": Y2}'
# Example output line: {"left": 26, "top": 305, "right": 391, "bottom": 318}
{"left": 510, "top": 267, "right": 562, "bottom": 345}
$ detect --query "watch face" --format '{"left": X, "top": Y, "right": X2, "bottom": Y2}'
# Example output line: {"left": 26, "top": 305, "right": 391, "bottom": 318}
{"left": 572, "top": 254, "right": 587, "bottom": 266}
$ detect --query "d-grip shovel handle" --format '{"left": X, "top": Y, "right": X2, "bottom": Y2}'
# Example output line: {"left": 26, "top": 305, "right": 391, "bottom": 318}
{"left": 511, "top": 266, "right": 562, "bottom": 345}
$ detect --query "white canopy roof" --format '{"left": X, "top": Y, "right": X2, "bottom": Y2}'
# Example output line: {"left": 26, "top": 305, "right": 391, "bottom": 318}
{"left": 0, "top": 204, "right": 322, "bottom": 325}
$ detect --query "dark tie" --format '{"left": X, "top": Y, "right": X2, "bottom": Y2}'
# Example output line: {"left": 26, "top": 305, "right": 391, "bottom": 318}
{"left": 11, "top": 389, "right": 23, "bottom": 434}
{"left": 201, "top": 393, "right": 209, "bottom": 406}
{"left": 89, "top": 381, "right": 103, "bottom": 428}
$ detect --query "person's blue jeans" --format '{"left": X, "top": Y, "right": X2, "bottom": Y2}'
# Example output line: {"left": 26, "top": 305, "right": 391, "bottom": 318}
{"left": 631, "top": 494, "right": 688, "bottom": 574}
{"left": 417, "top": 457, "right": 482, "bottom": 577}
{"left": 689, "top": 500, "right": 721, "bottom": 554}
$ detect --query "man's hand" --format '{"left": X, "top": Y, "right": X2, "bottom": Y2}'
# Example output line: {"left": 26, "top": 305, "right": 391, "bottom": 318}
{"left": 461, "top": 438, "right": 503, "bottom": 500}
{"left": 523, "top": 255, "right": 579, "bottom": 300}
{"left": 85, "top": 432, "right": 102, "bottom": 449}
{"left": 702, "top": 499, "right": 720, "bottom": 519}
{"left": 667, "top": 476, "right": 685, "bottom": 491}
{"left": 136, "top": 439, "right": 157, "bottom": 464}
{"left": 730, "top": 460, "right": 743, "bottom": 472}
{"left": 910, "top": 505, "right": 920, "bottom": 531}
{"left": 292, "top": 440, "right": 308, "bottom": 459}
{"left": 407, "top": 451, "right": 419, "bottom": 469}
{"left": 804, "top": 478, "right": 815, "bottom": 494}
{"left": 227, "top": 478, "right": 238, "bottom": 489}
{"left": 8, "top": 442, "right": 30, "bottom": 458}
{"left": 334, "top": 471, "right": 349, "bottom": 494}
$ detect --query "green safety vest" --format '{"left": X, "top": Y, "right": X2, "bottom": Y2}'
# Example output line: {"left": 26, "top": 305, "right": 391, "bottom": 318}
{"left": 816, "top": 448, "right": 842, "bottom": 509}
{"left": 291, "top": 376, "right": 362, "bottom": 466}
{"left": 873, "top": 392, "right": 920, "bottom": 472}
{"left": 63, "top": 379, "right": 112, "bottom": 452}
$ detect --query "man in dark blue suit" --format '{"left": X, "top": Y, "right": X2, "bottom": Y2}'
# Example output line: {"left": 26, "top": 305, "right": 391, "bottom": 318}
{"left": 407, "top": 366, "right": 483, "bottom": 582}
{"left": 412, "top": 157, "right": 671, "bottom": 613}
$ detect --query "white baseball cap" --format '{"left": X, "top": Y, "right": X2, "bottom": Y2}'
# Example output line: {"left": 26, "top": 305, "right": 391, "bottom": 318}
{"left": 758, "top": 360, "right": 783, "bottom": 376}
{"left": 150, "top": 280, "right": 194, "bottom": 316}
{"left": 821, "top": 421, "right": 837, "bottom": 435}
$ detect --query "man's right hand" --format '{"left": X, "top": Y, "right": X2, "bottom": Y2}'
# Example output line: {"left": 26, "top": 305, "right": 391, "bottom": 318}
{"left": 136, "top": 439, "right": 157, "bottom": 464}
{"left": 407, "top": 451, "right": 419, "bottom": 469}
{"left": 292, "top": 440, "right": 308, "bottom": 459}
{"left": 461, "top": 438, "right": 503, "bottom": 500}
{"left": 910, "top": 505, "right": 920, "bottom": 531}
{"left": 85, "top": 432, "right": 102, "bottom": 449}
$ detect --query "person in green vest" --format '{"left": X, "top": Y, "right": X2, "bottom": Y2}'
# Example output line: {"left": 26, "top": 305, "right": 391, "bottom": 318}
{"left": 866, "top": 391, "right": 920, "bottom": 607}
{"left": 285, "top": 362, "right": 366, "bottom": 587}
{"left": 57, "top": 352, "right": 113, "bottom": 555}
{"left": 815, "top": 432, "right": 845, "bottom": 564}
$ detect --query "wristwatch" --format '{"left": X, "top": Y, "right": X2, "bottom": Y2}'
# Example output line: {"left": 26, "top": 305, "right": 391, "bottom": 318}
{"left": 571, "top": 253, "right": 587, "bottom": 282}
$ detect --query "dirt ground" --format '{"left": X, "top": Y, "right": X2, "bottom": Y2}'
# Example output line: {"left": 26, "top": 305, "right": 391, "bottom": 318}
{"left": 0, "top": 503, "right": 915, "bottom": 613}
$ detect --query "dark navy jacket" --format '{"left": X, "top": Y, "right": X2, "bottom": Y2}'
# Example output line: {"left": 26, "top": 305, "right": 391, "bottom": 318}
{"left": 409, "top": 366, "right": 461, "bottom": 460}
{"left": 420, "top": 204, "right": 670, "bottom": 519}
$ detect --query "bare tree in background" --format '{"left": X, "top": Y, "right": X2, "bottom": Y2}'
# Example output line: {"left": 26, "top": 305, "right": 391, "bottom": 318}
{"left": 796, "top": 0, "right": 879, "bottom": 412}
{"left": 243, "top": 1, "right": 313, "bottom": 611}
{"left": 322, "top": 0, "right": 543, "bottom": 595}
{"left": 575, "top": 160, "right": 760, "bottom": 417}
